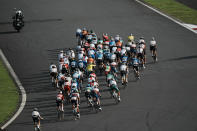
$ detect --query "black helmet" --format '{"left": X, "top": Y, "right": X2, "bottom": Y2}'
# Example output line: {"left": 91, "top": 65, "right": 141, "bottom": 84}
{"left": 33, "top": 108, "right": 38, "bottom": 111}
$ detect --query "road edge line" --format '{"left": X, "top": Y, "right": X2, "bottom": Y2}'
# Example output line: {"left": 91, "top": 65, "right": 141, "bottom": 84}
{"left": 0, "top": 49, "right": 26, "bottom": 130}
{"left": 135, "top": 0, "right": 197, "bottom": 34}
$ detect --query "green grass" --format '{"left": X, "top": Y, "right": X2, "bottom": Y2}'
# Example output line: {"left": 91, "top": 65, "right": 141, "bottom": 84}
{"left": 0, "top": 60, "right": 19, "bottom": 125}
{"left": 143, "top": 0, "right": 197, "bottom": 25}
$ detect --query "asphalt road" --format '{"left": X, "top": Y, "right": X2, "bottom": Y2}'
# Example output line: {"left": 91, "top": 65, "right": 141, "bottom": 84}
{"left": 0, "top": 0, "right": 197, "bottom": 131}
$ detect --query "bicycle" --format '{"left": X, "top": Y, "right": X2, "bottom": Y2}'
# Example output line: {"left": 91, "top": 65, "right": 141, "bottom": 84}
{"left": 111, "top": 89, "right": 120, "bottom": 104}
{"left": 73, "top": 106, "right": 80, "bottom": 120}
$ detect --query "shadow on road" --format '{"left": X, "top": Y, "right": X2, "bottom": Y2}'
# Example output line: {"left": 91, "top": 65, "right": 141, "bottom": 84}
{"left": 0, "top": 18, "right": 63, "bottom": 26}
{"left": 0, "top": 31, "right": 17, "bottom": 35}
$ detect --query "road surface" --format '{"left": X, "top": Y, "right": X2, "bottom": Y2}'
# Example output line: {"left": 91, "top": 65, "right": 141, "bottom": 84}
{"left": 0, "top": 0, "right": 197, "bottom": 131}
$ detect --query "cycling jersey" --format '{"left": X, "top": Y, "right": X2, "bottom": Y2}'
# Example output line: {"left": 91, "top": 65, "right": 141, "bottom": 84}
{"left": 32, "top": 111, "right": 40, "bottom": 118}
{"left": 132, "top": 58, "right": 139, "bottom": 66}
{"left": 78, "top": 53, "right": 83, "bottom": 60}
{"left": 56, "top": 94, "right": 64, "bottom": 101}
{"left": 121, "top": 56, "right": 128, "bottom": 63}
{"left": 87, "top": 64, "right": 96, "bottom": 72}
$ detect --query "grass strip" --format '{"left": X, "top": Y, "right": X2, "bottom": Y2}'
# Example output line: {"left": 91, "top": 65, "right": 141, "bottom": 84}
{"left": 143, "top": 0, "right": 197, "bottom": 25}
{"left": 0, "top": 60, "right": 19, "bottom": 125}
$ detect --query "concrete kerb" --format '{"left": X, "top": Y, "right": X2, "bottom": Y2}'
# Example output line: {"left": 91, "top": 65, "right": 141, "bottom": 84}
{"left": 135, "top": 0, "right": 197, "bottom": 34}
{"left": 0, "top": 49, "right": 26, "bottom": 130}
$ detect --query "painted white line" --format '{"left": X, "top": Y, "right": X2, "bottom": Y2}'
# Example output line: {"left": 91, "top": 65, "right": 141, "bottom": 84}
{"left": 135, "top": 0, "right": 197, "bottom": 34}
{"left": 0, "top": 49, "right": 26, "bottom": 130}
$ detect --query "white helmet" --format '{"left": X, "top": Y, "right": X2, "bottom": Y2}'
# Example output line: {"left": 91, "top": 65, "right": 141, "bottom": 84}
{"left": 76, "top": 28, "right": 82, "bottom": 33}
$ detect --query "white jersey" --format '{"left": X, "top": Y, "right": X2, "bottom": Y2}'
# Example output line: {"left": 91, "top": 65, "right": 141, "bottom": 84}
{"left": 58, "top": 53, "right": 64, "bottom": 60}
{"left": 110, "top": 54, "right": 116, "bottom": 60}
{"left": 120, "top": 49, "right": 126, "bottom": 55}
{"left": 150, "top": 40, "right": 156, "bottom": 46}
{"left": 59, "top": 63, "right": 63, "bottom": 72}
{"left": 112, "top": 47, "right": 117, "bottom": 53}
{"left": 78, "top": 53, "right": 83, "bottom": 60}
{"left": 73, "top": 72, "right": 79, "bottom": 79}
{"left": 32, "top": 111, "right": 40, "bottom": 118}
{"left": 64, "top": 57, "right": 69, "bottom": 64}
{"left": 71, "top": 51, "right": 75, "bottom": 59}
{"left": 137, "top": 48, "right": 143, "bottom": 54}
{"left": 139, "top": 39, "right": 145, "bottom": 43}
{"left": 115, "top": 36, "right": 120, "bottom": 41}
{"left": 131, "top": 43, "right": 136, "bottom": 48}
{"left": 49, "top": 65, "right": 57, "bottom": 73}
{"left": 88, "top": 49, "right": 95, "bottom": 55}
{"left": 110, "top": 80, "right": 117, "bottom": 86}
{"left": 65, "top": 76, "right": 72, "bottom": 84}
{"left": 120, "top": 64, "right": 127, "bottom": 71}
{"left": 139, "top": 44, "right": 145, "bottom": 49}
{"left": 58, "top": 73, "right": 65, "bottom": 81}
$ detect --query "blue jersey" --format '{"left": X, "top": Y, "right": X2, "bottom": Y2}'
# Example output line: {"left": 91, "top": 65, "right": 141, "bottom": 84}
{"left": 71, "top": 61, "right": 77, "bottom": 68}
{"left": 109, "top": 41, "right": 115, "bottom": 47}
{"left": 132, "top": 58, "right": 139, "bottom": 66}
{"left": 121, "top": 56, "right": 128, "bottom": 62}
{"left": 97, "top": 52, "right": 103, "bottom": 60}
{"left": 78, "top": 61, "right": 84, "bottom": 68}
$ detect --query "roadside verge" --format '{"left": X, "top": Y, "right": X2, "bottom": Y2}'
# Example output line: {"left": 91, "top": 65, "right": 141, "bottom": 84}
{"left": 0, "top": 49, "right": 26, "bottom": 130}
{"left": 135, "top": 0, "right": 197, "bottom": 34}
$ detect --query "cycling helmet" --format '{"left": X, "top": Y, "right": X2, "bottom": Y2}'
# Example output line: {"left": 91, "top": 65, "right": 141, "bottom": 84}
{"left": 33, "top": 108, "right": 38, "bottom": 111}
{"left": 140, "top": 37, "right": 144, "bottom": 39}
{"left": 76, "top": 28, "right": 82, "bottom": 33}
{"left": 60, "top": 50, "right": 63, "bottom": 53}
{"left": 59, "top": 91, "right": 62, "bottom": 94}
{"left": 130, "top": 33, "right": 133, "bottom": 36}
{"left": 90, "top": 30, "right": 94, "bottom": 33}
{"left": 152, "top": 37, "right": 155, "bottom": 41}
{"left": 82, "top": 27, "right": 87, "bottom": 31}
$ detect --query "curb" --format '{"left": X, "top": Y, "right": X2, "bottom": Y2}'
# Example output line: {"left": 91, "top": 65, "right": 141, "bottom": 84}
{"left": 135, "top": 0, "right": 197, "bottom": 34}
{"left": 0, "top": 49, "right": 26, "bottom": 130}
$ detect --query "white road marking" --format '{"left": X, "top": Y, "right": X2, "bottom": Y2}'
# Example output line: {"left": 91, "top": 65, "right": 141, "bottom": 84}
{"left": 135, "top": 0, "right": 197, "bottom": 34}
{"left": 0, "top": 49, "right": 26, "bottom": 130}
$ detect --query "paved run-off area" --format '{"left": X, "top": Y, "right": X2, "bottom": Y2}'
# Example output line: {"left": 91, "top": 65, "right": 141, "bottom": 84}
{"left": 0, "top": 60, "right": 19, "bottom": 126}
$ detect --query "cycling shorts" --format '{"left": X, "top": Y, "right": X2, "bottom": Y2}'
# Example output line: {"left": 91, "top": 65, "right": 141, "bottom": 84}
{"left": 110, "top": 85, "right": 119, "bottom": 92}
{"left": 120, "top": 70, "right": 127, "bottom": 76}
{"left": 32, "top": 116, "right": 39, "bottom": 123}
{"left": 133, "top": 65, "right": 139, "bottom": 72}
{"left": 56, "top": 99, "right": 63, "bottom": 107}
{"left": 150, "top": 45, "right": 156, "bottom": 51}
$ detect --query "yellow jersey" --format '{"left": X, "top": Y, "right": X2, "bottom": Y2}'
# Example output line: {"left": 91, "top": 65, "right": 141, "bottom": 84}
{"left": 87, "top": 64, "right": 96, "bottom": 71}
{"left": 128, "top": 35, "right": 134, "bottom": 41}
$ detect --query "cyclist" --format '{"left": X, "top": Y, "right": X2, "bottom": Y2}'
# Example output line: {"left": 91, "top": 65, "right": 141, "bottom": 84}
{"left": 70, "top": 89, "right": 80, "bottom": 117}
{"left": 137, "top": 47, "right": 145, "bottom": 68}
{"left": 84, "top": 84, "right": 94, "bottom": 106}
{"left": 91, "top": 86, "right": 102, "bottom": 111}
{"left": 86, "top": 63, "right": 96, "bottom": 75}
{"left": 106, "top": 72, "right": 115, "bottom": 87}
{"left": 76, "top": 28, "right": 82, "bottom": 38}
{"left": 109, "top": 79, "right": 121, "bottom": 101}
{"left": 49, "top": 63, "right": 58, "bottom": 83}
{"left": 57, "top": 72, "right": 65, "bottom": 89}
{"left": 128, "top": 33, "right": 134, "bottom": 42}
{"left": 131, "top": 55, "right": 140, "bottom": 79}
{"left": 56, "top": 91, "right": 64, "bottom": 111}
{"left": 138, "top": 37, "right": 146, "bottom": 64}
{"left": 120, "top": 62, "right": 129, "bottom": 85}
{"left": 32, "top": 108, "right": 43, "bottom": 129}
{"left": 150, "top": 37, "right": 157, "bottom": 61}
{"left": 58, "top": 50, "right": 64, "bottom": 62}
